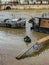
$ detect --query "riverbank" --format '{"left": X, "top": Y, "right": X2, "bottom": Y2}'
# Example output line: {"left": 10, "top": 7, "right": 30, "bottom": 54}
{"left": 1, "top": 5, "right": 49, "bottom": 10}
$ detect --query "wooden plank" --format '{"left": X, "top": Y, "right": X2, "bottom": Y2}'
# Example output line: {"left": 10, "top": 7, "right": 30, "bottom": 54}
{"left": 37, "top": 36, "right": 49, "bottom": 44}
{"left": 16, "top": 48, "right": 28, "bottom": 59}
{"left": 16, "top": 45, "right": 33, "bottom": 59}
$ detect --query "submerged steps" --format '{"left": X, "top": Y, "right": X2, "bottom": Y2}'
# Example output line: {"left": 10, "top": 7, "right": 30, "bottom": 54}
{"left": 16, "top": 36, "right": 49, "bottom": 59}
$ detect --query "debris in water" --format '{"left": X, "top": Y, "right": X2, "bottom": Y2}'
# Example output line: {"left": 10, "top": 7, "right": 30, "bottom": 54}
{"left": 16, "top": 36, "right": 49, "bottom": 59}
{"left": 24, "top": 36, "right": 31, "bottom": 43}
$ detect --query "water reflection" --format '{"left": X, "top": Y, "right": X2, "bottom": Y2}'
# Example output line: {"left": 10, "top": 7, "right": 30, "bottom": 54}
{"left": 0, "top": 27, "right": 26, "bottom": 36}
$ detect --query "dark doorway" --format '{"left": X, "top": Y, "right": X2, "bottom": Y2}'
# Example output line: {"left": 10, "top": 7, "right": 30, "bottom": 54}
{"left": 6, "top": 6, "right": 11, "bottom": 10}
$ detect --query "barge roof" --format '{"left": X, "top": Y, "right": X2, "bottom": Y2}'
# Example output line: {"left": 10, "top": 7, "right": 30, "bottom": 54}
{"left": 35, "top": 17, "right": 49, "bottom": 19}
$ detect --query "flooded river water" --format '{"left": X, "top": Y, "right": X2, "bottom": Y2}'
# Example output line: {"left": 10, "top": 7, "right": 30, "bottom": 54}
{"left": 0, "top": 10, "right": 49, "bottom": 65}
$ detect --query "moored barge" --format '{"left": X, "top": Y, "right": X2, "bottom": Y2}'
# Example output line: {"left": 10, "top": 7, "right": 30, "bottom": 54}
{"left": 29, "top": 14, "right": 49, "bottom": 33}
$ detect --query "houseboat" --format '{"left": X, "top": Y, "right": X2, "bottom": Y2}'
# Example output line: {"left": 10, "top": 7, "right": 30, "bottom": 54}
{"left": 29, "top": 14, "right": 49, "bottom": 33}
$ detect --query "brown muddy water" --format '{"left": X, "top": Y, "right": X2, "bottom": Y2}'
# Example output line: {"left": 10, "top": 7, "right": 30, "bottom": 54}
{"left": 0, "top": 10, "right": 49, "bottom": 65}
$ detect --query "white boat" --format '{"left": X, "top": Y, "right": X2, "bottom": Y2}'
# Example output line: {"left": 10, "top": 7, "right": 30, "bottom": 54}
{"left": 5, "top": 18, "right": 26, "bottom": 28}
